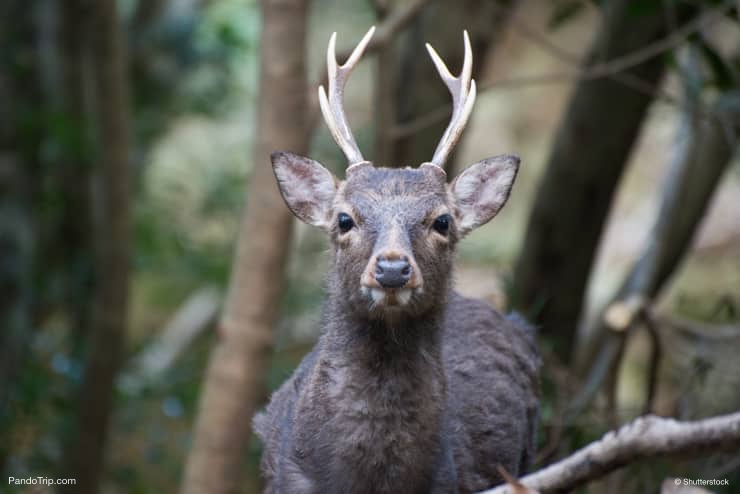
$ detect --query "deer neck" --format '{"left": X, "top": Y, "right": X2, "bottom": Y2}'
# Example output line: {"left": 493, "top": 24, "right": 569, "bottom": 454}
{"left": 321, "top": 314, "right": 447, "bottom": 410}
{"left": 323, "top": 291, "right": 447, "bottom": 369}
{"left": 300, "top": 296, "right": 449, "bottom": 492}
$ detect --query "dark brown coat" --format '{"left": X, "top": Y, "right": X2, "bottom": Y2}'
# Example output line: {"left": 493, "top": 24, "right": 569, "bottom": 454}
{"left": 254, "top": 153, "right": 540, "bottom": 494}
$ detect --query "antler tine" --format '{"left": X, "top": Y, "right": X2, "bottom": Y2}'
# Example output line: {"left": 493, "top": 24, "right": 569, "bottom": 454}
{"left": 426, "top": 30, "right": 477, "bottom": 168}
{"left": 318, "top": 26, "right": 375, "bottom": 165}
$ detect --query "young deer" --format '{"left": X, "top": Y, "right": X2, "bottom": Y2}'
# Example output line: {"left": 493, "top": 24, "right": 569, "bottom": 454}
{"left": 254, "top": 27, "right": 540, "bottom": 494}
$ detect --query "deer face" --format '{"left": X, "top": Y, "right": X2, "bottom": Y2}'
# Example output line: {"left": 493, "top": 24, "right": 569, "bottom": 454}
{"left": 272, "top": 153, "right": 518, "bottom": 318}
{"left": 271, "top": 27, "right": 519, "bottom": 318}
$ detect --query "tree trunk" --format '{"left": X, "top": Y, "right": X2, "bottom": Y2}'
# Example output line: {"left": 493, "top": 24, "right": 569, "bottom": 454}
{"left": 512, "top": 0, "right": 696, "bottom": 364}
{"left": 181, "top": 1, "right": 309, "bottom": 493}
{"left": 608, "top": 95, "right": 740, "bottom": 320}
{"left": 386, "top": 0, "right": 513, "bottom": 169}
{"left": 0, "top": 0, "right": 42, "bottom": 474}
{"left": 59, "top": 0, "right": 132, "bottom": 492}
{"left": 57, "top": 0, "right": 95, "bottom": 345}
{"left": 569, "top": 91, "right": 740, "bottom": 416}
{"left": 132, "top": 0, "right": 171, "bottom": 28}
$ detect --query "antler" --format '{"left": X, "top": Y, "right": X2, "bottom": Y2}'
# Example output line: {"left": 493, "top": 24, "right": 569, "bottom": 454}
{"left": 318, "top": 27, "right": 375, "bottom": 165}
{"left": 426, "top": 31, "right": 477, "bottom": 168}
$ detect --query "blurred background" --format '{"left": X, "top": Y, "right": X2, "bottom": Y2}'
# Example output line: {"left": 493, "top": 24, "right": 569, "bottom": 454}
{"left": 1, "top": 0, "right": 739, "bottom": 493}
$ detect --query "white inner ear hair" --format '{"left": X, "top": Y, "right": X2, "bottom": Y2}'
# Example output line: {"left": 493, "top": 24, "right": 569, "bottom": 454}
{"left": 456, "top": 165, "right": 515, "bottom": 206}
{"left": 277, "top": 164, "right": 335, "bottom": 225}
{"left": 478, "top": 165, "right": 516, "bottom": 208}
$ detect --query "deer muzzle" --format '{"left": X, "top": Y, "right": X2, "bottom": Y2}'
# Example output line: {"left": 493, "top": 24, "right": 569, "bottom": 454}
{"left": 361, "top": 250, "right": 423, "bottom": 306}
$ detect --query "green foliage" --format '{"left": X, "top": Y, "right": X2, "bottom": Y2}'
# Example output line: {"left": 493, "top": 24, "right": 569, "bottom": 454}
{"left": 2, "top": 329, "right": 85, "bottom": 484}
{"left": 130, "top": 0, "right": 260, "bottom": 144}
{"left": 625, "top": 0, "right": 664, "bottom": 17}
{"left": 196, "top": 0, "right": 259, "bottom": 57}
{"left": 42, "top": 111, "right": 92, "bottom": 163}
{"left": 693, "top": 35, "right": 739, "bottom": 91}
{"left": 2, "top": 0, "right": 266, "bottom": 489}
{"left": 4, "top": 1, "right": 740, "bottom": 492}
{"left": 104, "top": 330, "right": 216, "bottom": 493}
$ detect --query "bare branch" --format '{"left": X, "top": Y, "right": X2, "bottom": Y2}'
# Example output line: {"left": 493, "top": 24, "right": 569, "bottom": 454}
{"left": 584, "top": 1, "right": 732, "bottom": 79}
{"left": 653, "top": 311, "right": 740, "bottom": 341}
{"left": 372, "top": 0, "right": 429, "bottom": 47}
{"left": 368, "top": 0, "right": 390, "bottom": 18}
{"left": 307, "top": 0, "right": 431, "bottom": 138}
{"left": 507, "top": 12, "right": 581, "bottom": 64}
{"left": 642, "top": 310, "right": 662, "bottom": 415}
{"left": 480, "top": 412, "right": 740, "bottom": 494}
{"left": 509, "top": 0, "right": 732, "bottom": 80}
{"left": 393, "top": 0, "right": 734, "bottom": 138}
{"left": 570, "top": 85, "right": 740, "bottom": 419}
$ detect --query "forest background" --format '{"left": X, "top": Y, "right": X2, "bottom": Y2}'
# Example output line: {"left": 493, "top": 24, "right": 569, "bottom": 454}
{"left": 1, "top": 0, "right": 739, "bottom": 492}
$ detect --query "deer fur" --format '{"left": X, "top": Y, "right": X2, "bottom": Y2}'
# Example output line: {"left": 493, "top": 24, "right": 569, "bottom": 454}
{"left": 253, "top": 155, "right": 540, "bottom": 494}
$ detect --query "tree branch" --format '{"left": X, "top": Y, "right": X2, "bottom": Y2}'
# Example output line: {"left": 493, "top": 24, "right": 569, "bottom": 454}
{"left": 569, "top": 80, "right": 740, "bottom": 418}
{"left": 393, "top": 0, "right": 733, "bottom": 139}
{"left": 372, "top": 0, "right": 430, "bottom": 48}
{"left": 479, "top": 411, "right": 740, "bottom": 494}
{"left": 641, "top": 309, "right": 662, "bottom": 415}
{"left": 307, "top": 0, "right": 431, "bottom": 137}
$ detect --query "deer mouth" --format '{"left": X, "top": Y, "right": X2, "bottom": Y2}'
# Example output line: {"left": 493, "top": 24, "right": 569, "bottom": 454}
{"left": 360, "top": 286, "right": 420, "bottom": 307}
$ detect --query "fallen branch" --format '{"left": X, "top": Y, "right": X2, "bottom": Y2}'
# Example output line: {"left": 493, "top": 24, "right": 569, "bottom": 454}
{"left": 479, "top": 411, "right": 740, "bottom": 494}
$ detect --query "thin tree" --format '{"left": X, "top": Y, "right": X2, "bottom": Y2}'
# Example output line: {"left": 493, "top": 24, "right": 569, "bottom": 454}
{"left": 0, "top": 0, "right": 40, "bottom": 473}
{"left": 56, "top": 0, "right": 95, "bottom": 346}
{"left": 181, "top": 1, "right": 310, "bottom": 492}
{"left": 513, "top": 0, "right": 697, "bottom": 363}
{"left": 59, "top": 0, "right": 132, "bottom": 492}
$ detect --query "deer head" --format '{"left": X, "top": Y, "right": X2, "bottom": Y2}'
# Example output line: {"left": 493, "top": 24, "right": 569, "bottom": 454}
{"left": 272, "top": 27, "right": 519, "bottom": 320}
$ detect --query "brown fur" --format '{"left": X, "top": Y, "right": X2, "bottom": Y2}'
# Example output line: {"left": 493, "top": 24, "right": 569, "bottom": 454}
{"left": 255, "top": 153, "right": 540, "bottom": 493}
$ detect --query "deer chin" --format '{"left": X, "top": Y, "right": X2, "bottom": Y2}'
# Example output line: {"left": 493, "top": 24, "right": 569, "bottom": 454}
{"left": 361, "top": 285, "right": 419, "bottom": 309}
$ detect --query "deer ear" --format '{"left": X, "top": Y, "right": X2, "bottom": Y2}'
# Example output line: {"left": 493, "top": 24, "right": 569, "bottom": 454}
{"left": 451, "top": 154, "right": 519, "bottom": 235}
{"left": 271, "top": 151, "right": 337, "bottom": 229}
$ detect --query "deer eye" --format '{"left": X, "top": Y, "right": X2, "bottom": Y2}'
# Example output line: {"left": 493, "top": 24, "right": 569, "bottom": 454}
{"left": 432, "top": 214, "right": 451, "bottom": 235}
{"left": 337, "top": 213, "right": 354, "bottom": 233}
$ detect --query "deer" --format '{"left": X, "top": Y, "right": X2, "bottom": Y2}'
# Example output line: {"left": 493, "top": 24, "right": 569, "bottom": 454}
{"left": 253, "top": 27, "right": 540, "bottom": 494}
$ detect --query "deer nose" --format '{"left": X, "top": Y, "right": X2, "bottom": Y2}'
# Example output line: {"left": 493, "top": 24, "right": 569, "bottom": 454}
{"left": 375, "top": 256, "right": 412, "bottom": 288}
